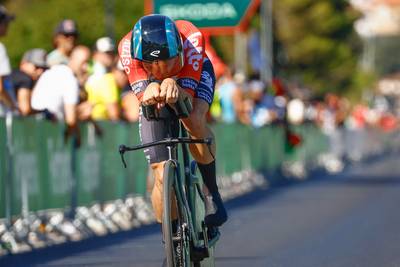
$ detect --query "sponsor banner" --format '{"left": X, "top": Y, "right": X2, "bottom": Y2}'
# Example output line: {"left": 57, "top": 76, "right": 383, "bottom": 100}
{"left": 148, "top": 0, "right": 260, "bottom": 34}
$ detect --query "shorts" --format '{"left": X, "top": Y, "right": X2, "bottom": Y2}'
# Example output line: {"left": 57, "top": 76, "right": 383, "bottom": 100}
{"left": 139, "top": 59, "right": 216, "bottom": 164}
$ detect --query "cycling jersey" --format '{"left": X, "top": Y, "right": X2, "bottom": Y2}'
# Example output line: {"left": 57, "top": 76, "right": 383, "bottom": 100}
{"left": 118, "top": 20, "right": 209, "bottom": 102}
{"left": 140, "top": 59, "right": 215, "bottom": 164}
{"left": 118, "top": 20, "right": 216, "bottom": 164}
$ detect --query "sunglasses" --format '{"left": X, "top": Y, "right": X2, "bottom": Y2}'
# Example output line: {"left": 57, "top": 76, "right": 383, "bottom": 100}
{"left": 61, "top": 33, "right": 78, "bottom": 38}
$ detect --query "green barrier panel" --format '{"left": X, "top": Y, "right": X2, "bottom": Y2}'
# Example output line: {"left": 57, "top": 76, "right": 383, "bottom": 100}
{"left": 75, "top": 121, "right": 148, "bottom": 206}
{"left": 265, "top": 126, "right": 286, "bottom": 170}
{"left": 215, "top": 124, "right": 286, "bottom": 174}
{"left": 86, "top": 122, "right": 126, "bottom": 201}
{"left": 76, "top": 123, "right": 102, "bottom": 206}
{"left": 248, "top": 126, "right": 284, "bottom": 172}
{"left": 212, "top": 123, "right": 247, "bottom": 176}
{"left": 95, "top": 122, "right": 129, "bottom": 202}
{"left": 311, "top": 125, "right": 329, "bottom": 158}
{"left": 240, "top": 126, "right": 254, "bottom": 170}
{"left": 1, "top": 117, "right": 333, "bottom": 219}
{"left": 286, "top": 124, "right": 329, "bottom": 163}
{"left": 11, "top": 118, "right": 42, "bottom": 215}
{"left": 124, "top": 123, "right": 148, "bottom": 196}
{"left": 0, "top": 118, "right": 6, "bottom": 218}
{"left": 306, "top": 124, "right": 329, "bottom": 160}
{"left": 10, "top": 118, "right": 72, "bottom": 214}
{"left": 40, "top": 120, "right": 73, "bottom": 210}
{"left": 248, "top": 127, "right": 266, "bottom": 171}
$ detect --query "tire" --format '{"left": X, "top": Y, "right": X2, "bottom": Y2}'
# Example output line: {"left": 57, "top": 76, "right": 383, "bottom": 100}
{"left": 163, "top": 160, "right": 177, "bottom": 267}
{"left": 162, "top": 160, "right": 191, "bottom": 266}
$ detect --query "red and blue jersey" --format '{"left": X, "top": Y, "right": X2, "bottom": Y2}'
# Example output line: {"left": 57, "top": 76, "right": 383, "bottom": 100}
{"left": 118, "top": 20, "right": 208, "bottom": 102}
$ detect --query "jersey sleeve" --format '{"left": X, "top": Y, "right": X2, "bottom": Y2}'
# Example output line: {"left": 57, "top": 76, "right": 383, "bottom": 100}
{"left": 118, "top": 31, "right": 149, "bottom": 101}
{"left": 175, "top": 20, "right": 206, "bottom": 95}
{"left": 13, "top": 71, "right": 34, "bottom": 91}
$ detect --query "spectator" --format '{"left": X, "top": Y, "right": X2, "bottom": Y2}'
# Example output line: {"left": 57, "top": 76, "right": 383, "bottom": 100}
{"left": 232, "top": 72, "right": 252, "bottom": 125}
{"left": 32, "top": 45, "right": 91, "bottom": 141}
{"left": 47, "top": 19, "right": 78, "bottom": 67}
{"left": 8, "top": 48, "right": 47, "bottom": 116}
{"left": 214, "top": 68, "right": 240, "bottom": 123}
{"left": 88, "top": 36, "right": 115, "bottom": 81}
{"left": 85, "top": 62, "right": 127, "bottom": 121}
{"left": 0, "top": 5, "right": 16, "bottom": 115}
{"left": 80, "top": 37, "right": 119, "bottom": 121}
{"left": 249, "top": 80, "right": 279, "bottom": 127}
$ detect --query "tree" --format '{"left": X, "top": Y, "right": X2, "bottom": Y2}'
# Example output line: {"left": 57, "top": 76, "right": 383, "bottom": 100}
{"left": 2, "top": 0, "right": 144, "bottom": 66}
{"left": 273, "top": 0, "right": 365, "bottom": 96}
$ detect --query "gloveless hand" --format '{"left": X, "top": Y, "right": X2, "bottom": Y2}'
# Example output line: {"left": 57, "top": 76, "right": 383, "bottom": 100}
{"left": 142, "top": 82, "right": 163, "bottom": 106}
{"left": 160, "top": 78, "right": 179, "bottom": 104}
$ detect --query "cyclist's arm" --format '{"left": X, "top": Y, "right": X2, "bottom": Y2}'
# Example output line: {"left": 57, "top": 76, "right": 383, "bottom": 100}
{"left": 118, "top": 32, "right": 149, "bottom": 102}
{"left": 142, "top": 79, "right": 193, "bottom": 107}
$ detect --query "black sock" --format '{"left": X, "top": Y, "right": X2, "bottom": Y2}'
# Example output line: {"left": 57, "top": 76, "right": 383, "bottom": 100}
{"left": 197, "top": 161, "right": 218, "bottom": 195}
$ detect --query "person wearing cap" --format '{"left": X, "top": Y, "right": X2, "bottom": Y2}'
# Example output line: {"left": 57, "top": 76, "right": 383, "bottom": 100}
{"left": 0, "top": 4, "right": 17, "bottom": 115}
{"left": 8, "top": 48, "right": 48, "bottom": 116}
{"left": 46, "top": 19, "right": 79, "bottom": 67}
{"left": 87, "top": 36, "right": 115, "bottom": 83}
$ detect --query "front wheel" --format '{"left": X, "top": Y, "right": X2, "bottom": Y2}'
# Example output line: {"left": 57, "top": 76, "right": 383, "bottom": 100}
{"left": 162, "top": 160, "right": 191, "bottom": 266}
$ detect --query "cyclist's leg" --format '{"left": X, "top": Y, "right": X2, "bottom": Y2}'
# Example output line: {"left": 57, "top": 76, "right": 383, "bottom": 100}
{"left": 181, "top": 99, "right": 227, "bottom": 227}
{"left": 180, "top": 59, "right": 227, "bottom": 227}
{"left": 139, "top": 108, "right": 179, "bottom": 223}
{"left": 180, "top": 58, "right": 217, "bottom": 167}
{"left": 150, "top": 161, "right": 178, "bottom": 223}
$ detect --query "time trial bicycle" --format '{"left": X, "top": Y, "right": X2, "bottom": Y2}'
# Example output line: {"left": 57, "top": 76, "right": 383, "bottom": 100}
{"left": 119, "top": 100, "right": 220, "bottom": 267}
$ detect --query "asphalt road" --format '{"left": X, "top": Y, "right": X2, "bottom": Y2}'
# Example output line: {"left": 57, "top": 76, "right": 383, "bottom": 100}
{"left": 2, "top": 153, "right": 400, "bottom": 267}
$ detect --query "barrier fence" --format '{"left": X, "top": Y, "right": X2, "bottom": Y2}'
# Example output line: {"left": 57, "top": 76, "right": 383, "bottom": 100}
{"left": 0, "top": 117, "right": 332, "bottom": 221}
{"left": 2, "top": 116, "right": 398, "bottom": 222}
{"left": 1, "top": 116, "right": 399, "bottom": 255}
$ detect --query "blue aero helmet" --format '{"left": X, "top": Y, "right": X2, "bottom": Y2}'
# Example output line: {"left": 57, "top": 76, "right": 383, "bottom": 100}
{"left": 131, "top": 14, "right": 183, "bottom": 63}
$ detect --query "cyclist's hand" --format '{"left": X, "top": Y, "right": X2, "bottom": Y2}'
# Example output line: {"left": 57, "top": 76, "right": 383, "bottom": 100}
{"left": 160, "top": 78, "right": 179, "bottom": 104}
{"left": 143, "top": 82, "right": 162, "bottom": 106}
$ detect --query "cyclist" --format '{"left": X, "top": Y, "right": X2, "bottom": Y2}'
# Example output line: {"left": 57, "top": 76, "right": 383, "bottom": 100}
{"left": 118, "top": 14, "right": 227, "bottom": 228}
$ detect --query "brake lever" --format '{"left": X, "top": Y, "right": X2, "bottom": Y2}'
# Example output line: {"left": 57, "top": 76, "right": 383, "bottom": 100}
{"left": 119, "top": 145, "right": 127, "bottom": 168}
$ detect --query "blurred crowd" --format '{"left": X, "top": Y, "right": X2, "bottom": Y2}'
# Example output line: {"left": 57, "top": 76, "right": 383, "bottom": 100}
{"left": 0, "top": 6, "right": 399, "bottom": 141}
{"left": 210, "top": 69, "right": 400, "bottom": 134}
{"left": 0, "top": 10, "right": 140, "bottom": 142}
